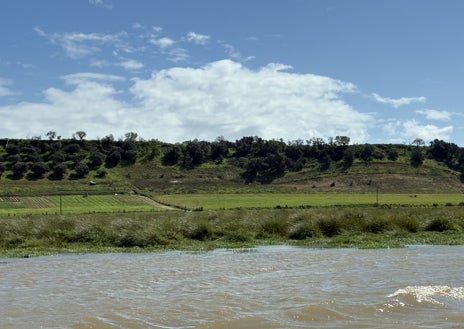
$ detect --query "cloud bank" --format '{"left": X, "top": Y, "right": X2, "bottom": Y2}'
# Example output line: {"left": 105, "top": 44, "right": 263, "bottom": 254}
{"left": 0, "top": 60, "right": 374, "bottom": 142}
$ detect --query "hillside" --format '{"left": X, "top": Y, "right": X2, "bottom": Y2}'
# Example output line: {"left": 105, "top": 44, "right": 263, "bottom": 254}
{"left": 0, "top": 136, "right": 463, "bottom": 196}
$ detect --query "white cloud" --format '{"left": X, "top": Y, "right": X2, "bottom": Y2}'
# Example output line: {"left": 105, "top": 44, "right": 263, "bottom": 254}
{"left": 402, "top": 120, "right": 453, "bottom": 142}
{"left": 0, "top": 60, "right": 372, "bottom": 142}
{"left": 371, "top": 93, "right": 426, "bottom": 108}
{"left": 34, "top": 27, "right": 123, "bottom": 59}
{"left": 0, "top": 78, "right": 15, "bottom": 97}
{"left": 117, "top": 59, "right": 144, "bottom": 70}
{"left": 150, "top": 37, "right": 175, "bottom": 49}
{"left": 416, "top": 109, "right": 451, "bottom": 121}
{"left": 89, "top": 0, "right": 113, "bottom": 9}
{"left": 129, "top": 59, "right": 368, "bottom": 142}
{"left": 186, "top": 32, "right": 210, "bottom": 45}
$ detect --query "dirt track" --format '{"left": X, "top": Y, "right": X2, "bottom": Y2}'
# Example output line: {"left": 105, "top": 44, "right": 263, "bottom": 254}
{"left": 137, "top": 195, "right": 178, "bottom": 210}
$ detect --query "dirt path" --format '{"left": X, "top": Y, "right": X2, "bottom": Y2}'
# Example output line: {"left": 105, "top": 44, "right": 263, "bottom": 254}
{"left": 137, "top": 195, "right": 178, "bottom": 210}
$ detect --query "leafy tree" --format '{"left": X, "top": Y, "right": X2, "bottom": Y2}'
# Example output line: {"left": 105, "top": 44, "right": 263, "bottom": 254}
{"left": 46, "top": 131, "right": 56, "bottom": 140}
{"left": 74, "top": 131, "right": 87, "bottom": 140}
{"left": 52, "top": 151, "right": 66, "bottom": 164}
{"left": 184, "top": 140, "right": 211, "bottom": 167}
{"left": 411, "top": 138, "right": 425, "bottom": 147}
{"left": 410, "top": 148, "right": 424, "bottom": 167}
{"left": 88, "top": 150, "right": 104, "bottom": 169}
{"left": 124, "top": 131, "right": 138, "bottom": 142}
{"left": 99, "top": 134, "right": 114, "bottom": 152}
{"left": 105, "top": 147, "right": 122, "bottom": 168}
{"left": 63, "top": 143, "right": 81, "bottom": 155}
{"left": 122, "top": 149, "right": 137, "bottom": 165}
{"left": 162, "top": 145, "right": 182, "bottom": 165}
{"left": 74, "top": 162, "right": 89, "bottom": 178}
{"left": 51, "top": 163, "right": 67, "bottom": 180}
{"left": 334, "top": 136, "right": 350, "bottom": 146}
{"left": 387, "top": 149, "right": 399, "bottom": 161}
{"left": 5, "top": 144, "right": 19, "bottom": 155}
{"left": 211, "top": 137, "right": 230, "bottom": 160}
{"left": 342, "top": 149, "right": 354, "bottom": 168}
{"left": 6, "top": 154, "right": 21, "bottom": 164}
{"left": 359, "top": 144, "right": 373, "bottom": 163}
{"left": 0, "top": 163, "right": 5, "bottom": 177}
{"left": 30, "top": 162, "right": 49, "bottom": 179}
{"left": 11, "top": 162, "right": 27, "bottom": 178}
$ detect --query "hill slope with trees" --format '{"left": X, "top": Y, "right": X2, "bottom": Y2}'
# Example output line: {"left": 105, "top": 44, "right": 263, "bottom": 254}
{"left": 0, "top": 132, "right": 463, "bottom": 195}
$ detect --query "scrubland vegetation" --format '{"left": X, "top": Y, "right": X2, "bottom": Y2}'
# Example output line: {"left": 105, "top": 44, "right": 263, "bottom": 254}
{"left": 1, "top": 133, "right": 464, "bottom": 256}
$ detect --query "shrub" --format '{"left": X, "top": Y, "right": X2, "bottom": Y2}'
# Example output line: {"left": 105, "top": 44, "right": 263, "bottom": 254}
{"left": 183, "top": 220, "right": 214, "bottom": 241}
{"left": 426, "top": 218, "right": 454, "bottom": 232}
{"left": 260, "top": 217, "right": 288, "bottom": 237}
{"left": 364, "top": 218, "right": 391, "bottom": 233}
{"left": 317, "top": 218, "right": 342, "bottom": 237}
{"left": 394, "top": 217, "right": 420, "bottom": 233}
{"left": 288, "top": 220, "right": 320, "bottom": 239}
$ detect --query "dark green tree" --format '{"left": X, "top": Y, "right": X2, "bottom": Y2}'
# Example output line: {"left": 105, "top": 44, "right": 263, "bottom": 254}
{"left": 11, "top": 162, "right": 27, "bottom": 178}
{"left": 105, "top": 147, "right": 122, "bottom": 168}
{"left": 51, "top": 163, "right": 67, "bottom": 180}
{"left": 162, "top": 145, "right": 182, "bottom": 165}
{"left": 74, "top": 162, "right": 89, "bottom": 178}
{"left": 410, "top": 148, "right": 424, "bottom": 167}
{"left": 30, "top": 162, "right": 49, "bottom": 179}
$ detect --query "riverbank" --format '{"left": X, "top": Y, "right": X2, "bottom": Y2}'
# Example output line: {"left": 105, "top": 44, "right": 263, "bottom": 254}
{"left": 1, "top": 206, "right": 464, "bottom": 257}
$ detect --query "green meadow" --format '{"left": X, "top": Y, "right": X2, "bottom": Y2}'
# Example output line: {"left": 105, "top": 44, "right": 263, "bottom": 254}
{"left": 0, "top": 194, "right": 162, "bottom": 215}
{"left": 155, "top": 192, "right": 464, "bottom": 210}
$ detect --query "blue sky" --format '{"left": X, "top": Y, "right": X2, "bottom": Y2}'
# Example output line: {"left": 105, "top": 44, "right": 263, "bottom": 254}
{"left": 1, "top": 0, "right": 463, "bottom": 145}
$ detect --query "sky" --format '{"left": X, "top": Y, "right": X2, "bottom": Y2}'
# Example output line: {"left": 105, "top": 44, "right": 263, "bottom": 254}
{"left": 1, "top": 0, "right": 464, "bottom": 145}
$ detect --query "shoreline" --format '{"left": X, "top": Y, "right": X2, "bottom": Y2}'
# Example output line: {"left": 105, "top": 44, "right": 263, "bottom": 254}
{"left": 2, "top": 206, "right": 464, "bottom": 257}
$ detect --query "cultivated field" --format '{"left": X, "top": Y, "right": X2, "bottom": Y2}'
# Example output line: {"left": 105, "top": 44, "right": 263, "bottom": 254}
{"left": 0, "top": 194, "right": 165, "bottom": 215}
{"left": 155, "top": 192, "right": 464, "bottom": 210}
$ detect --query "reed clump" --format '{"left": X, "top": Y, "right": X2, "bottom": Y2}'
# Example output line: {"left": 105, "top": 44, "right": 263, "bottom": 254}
{"left": 2, "top": 206, "right": 464, "bottom": 256}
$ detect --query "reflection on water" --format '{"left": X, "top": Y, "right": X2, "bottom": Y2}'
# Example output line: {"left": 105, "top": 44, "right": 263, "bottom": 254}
{"left": 1, "top": 245, "right": 463, "bottom": 329}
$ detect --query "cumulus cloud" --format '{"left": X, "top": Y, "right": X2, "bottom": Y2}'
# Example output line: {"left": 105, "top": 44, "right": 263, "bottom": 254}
{"left": 402, "top": 120, "right": 453, "bottom": 142}
{"left": 0, "top": 60, "right": 372, "bottom": 142}
{"left": 371, "top": 93, "right": 426, "bottom": 108}
{"left": 416, "top": 109, "right": 451, "bottom": 121}
{"left": 382, "top": 118, "right": 453, "bottom": 143}
{"left": 129, "top": 59, "right": 369, "bottom": 141}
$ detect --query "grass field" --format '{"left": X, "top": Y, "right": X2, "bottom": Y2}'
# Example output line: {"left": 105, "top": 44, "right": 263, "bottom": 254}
{"left": 0, "top": 194, "right": 164, "bottom": 215}
{"left": 155, "top": 192, "right": 464, "bottom": 210}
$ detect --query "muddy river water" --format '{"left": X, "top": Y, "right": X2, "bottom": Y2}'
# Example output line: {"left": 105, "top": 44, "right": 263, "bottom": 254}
{"left": 1, "top": 245, "right": 463, "bottom": 328}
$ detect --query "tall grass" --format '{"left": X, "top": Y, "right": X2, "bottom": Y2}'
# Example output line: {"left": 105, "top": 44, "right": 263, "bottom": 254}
{"left": 1, "top": 206, "right": 464, "bottom": 256}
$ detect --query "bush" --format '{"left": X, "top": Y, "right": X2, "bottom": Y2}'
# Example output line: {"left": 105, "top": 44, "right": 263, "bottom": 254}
{"left": 364, "top": 218, "right": 391, "bottom": 233}
{"left": 426, "top": 218, "right": 454, "bottom": 232}
{"left": 288, "top": 220, "right": 320, "bottom": 239}
{"left": 183, "top": 220, "right": 214, "bottom": 241}
{"left": 394, "top": 217, "right": 420, "bottom": 233}
{"left": 260, "top": 217, "right": 288, "bottom": 237}
{"left": 317, "top": 218, "right": 342, "bottom": 237}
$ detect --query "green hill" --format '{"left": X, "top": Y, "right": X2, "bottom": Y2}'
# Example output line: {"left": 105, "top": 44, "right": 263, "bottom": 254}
{"left": 0, "top": 136, "right": 463, "bottom": 196}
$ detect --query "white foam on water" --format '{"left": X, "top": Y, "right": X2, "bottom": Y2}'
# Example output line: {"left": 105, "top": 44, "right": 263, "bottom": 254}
{"left": 388, "top": 285, "right": 464, "bottom": 305}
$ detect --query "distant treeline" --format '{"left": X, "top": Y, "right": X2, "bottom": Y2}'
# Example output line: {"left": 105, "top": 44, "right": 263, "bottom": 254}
{"left": 0, "top": 132, "right": 463, "bottom": 183}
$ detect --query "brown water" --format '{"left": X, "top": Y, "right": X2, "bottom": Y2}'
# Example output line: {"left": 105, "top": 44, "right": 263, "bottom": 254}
{"left": 1, "top": 245, "right": 463, "bottom": 329}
